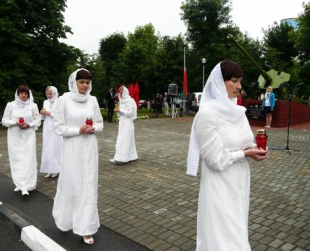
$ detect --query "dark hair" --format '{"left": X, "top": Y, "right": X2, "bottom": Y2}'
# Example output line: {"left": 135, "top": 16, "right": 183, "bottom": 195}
{"left": 17, "top": 85, "right": 30, "bottom": 96}
{"left": 76, "top": 69, "right": 92, "bottom": 80}
{"left": 220, "top": 60, "right": 243, "bottom": 81}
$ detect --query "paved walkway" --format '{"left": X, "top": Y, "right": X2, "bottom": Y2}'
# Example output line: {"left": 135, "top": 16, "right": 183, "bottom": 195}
{"left": 0, "top": 117, "right": 309, "bottom": 251}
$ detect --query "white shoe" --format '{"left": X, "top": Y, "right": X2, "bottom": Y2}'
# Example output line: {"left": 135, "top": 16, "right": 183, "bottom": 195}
{"left": 109, "top": 159, "right": 116, "bottom": 163}
{"left": 44, "top": 173, "right": 52, "bottom": 178}
{"left": 51, "top": 173, "right": 59, "bottom": 178}
{"left": 14, "top": 187, "right": 20, "bottom": 192}
{"left": 21, "top": 190, "right": 29, "bottom": 196}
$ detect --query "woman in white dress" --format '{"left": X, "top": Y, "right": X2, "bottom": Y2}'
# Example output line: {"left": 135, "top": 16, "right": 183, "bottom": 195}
{"left": 1, "top": 85, "right": 41, "bottom": 196}
{"left": 187, "top": 60, "right": 269, "bottom": 251}
{"left": 52, "top": 69, "right": 103, "bottom": 245}
{"left": 40, "top": 86, "right": 62, "bottom": 178}
{"left": 110, "top": 86, "right": 138, "bottom": 163}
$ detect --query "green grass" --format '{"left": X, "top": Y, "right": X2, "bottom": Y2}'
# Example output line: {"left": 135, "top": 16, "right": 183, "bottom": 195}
{"left": 100, "top": 108, "right": 195, "bottom": 121}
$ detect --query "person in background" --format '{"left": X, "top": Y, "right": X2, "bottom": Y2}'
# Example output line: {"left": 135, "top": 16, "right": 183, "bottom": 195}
{"left": 237, "top": 90, "right": 242, "bottom": 105}
{"left": 40, "top": 86, "right": 62, "bottom": 178}
{"left": 1, "top": 85, "right": 41, "bottom": 196}
{"left": 163, "top": 92, "right": 170, "bottom": 116}
{"left": 153, "top": 93, "right": 160, "bottom": 114}
{"left": 241, "top": 88, "right": 247, "bottom": 99}
{"left": 187, "top": 60, "right": 268, "bottom": 251}
{"left": 158, "top": 94, "right": 163, "bottom": 113}
{"left": 106, "top": 86, "right": 116, "bottom": 122}
{"left": 52, "top": 69, "right": 103, "bottom": 245}
{"left": 110, "top": 86, "right": 138, "bottom": 164}
{"left": 262, "top": 86, "right": 275, "bottom": 128}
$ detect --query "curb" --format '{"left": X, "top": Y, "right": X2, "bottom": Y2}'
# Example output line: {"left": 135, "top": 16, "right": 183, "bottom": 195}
{"left": 0, "top": 201, "right": 66, "bottom": 251}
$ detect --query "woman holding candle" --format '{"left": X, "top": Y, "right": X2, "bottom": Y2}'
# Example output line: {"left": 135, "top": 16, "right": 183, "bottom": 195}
{"left": 52, "top": 69, "right": 103, "bottom": 245}
{"left": 40, "top": 86, "right": 62, "bottom": 178}
{"left": 1, "top": 85, "right": 41, "bottom": 196}
{"left": 110, "top": 86, "right": 138, "bottom": 164}
{"left": 187, "top": 60, "right": 269, "bottom": 251}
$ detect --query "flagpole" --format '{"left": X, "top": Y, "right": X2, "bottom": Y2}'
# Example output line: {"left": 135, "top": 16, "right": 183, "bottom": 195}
{"left": 184, "top": 47, "right": 186, "bottom": 69}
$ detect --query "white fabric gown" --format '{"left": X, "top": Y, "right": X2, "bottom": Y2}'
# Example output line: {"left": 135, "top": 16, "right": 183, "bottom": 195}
{"left": 40, "top": 99, "right": 63, "bottom": 173}
{"left": 52, "top": 94, "right": 103, "bottom": 236}
{"left": 114, "top": 97, "right": 138, "bottom": 162}
{"left": 193, "top": 108, "right": 254, "bottom": 251}
{"left": 1, "top": 101, "right": 41, "bottom": 191}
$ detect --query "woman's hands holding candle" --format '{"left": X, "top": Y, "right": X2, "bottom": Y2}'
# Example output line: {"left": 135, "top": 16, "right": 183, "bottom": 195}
{"left": 80, "top": 125, "right": 94, "bottom": 134}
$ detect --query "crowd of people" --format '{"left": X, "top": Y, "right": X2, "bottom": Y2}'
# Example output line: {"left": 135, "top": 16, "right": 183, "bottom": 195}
{"left": 1, "top": 61, "right": 271, "bottom": 249}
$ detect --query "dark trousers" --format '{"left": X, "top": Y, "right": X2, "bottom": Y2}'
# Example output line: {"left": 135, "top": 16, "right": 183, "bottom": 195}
{"left": 107, "top": 107, "right": 114, "bottom": 122}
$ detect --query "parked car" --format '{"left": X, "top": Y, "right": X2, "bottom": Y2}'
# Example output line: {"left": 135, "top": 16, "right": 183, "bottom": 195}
{"left": 139, "top": 100, "right": 147, "bottom": 109}
{"left": 188, "top": 92, "right": 203, "bottom": 112}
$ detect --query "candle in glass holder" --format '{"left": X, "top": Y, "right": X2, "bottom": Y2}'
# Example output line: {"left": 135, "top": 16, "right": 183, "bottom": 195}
{"left": 41, "top": 108, "right": 45, "bottom": 120}
{"left": 86, "top": 117, "right": 93, "bottom": 126}
{"left": 19, "top": 117, "right": 24, "bottom": 124}
{"left": 115, "top": 103, "right": 119, "bottom": 111}
{"left": 256, "top": 129, "right": 268, "bottom": 150}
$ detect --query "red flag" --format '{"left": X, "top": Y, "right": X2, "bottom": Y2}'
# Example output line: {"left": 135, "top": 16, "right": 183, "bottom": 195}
{"left": 128, "top": 83, "right": 133, "bottom": 97}
{"left": 183, "top": 67, "right": 188, "bottom": 98}
{"left": 134, "top": 82, "right": 139, "bottom": 108}
{"left": 183, "top": 47, "right": 188, "bottom": 98}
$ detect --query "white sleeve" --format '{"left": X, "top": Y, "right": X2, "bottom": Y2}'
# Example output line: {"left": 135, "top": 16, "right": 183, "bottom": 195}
{"left": 194, "top": 110, "right": 245, "bottom": 172}
{"left": 1, "top": 102, "right": 16, "bottom": 127}
{"left": 91, "top": 96, "right": 104, "bottom": 133}
{"left": 53, "top": 96, "right": 80, "bottom": 137}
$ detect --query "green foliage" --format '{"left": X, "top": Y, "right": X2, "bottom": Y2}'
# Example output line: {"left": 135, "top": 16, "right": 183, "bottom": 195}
{"left": 294, "top": 2, "right": 310, "bottom": 97}
{"left": 0, "top": 0, "right": 76, "bottom": 106}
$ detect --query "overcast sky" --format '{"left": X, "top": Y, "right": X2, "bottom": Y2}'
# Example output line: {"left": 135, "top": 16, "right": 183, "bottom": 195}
{"left": 61, "top": 0, "right": 307, "bottom": 55}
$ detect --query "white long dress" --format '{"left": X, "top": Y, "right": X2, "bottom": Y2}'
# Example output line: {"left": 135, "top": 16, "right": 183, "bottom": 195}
{"left": 52, "top": 94, "right": 103, "bottom": 236}
{"left": 193, "top": 108, "right": 254, "bottom": 251}
{"left": 114, "top": 93, "right": 138, "bottom": 162}
{"left": 40, "top": 99, "right": 63, "bottom": 173}
{"left": 1, "top": 101, "right": 41, "bottom": 191}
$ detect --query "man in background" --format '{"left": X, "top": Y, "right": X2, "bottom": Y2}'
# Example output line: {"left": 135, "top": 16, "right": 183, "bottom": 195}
{"left": 106, "top": 87, "right": 115, "bottom": 122}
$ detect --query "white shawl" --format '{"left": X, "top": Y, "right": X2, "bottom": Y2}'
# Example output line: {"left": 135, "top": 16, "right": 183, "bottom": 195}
{"left": 187, "top": 62, "right": 246, "bottom": 176}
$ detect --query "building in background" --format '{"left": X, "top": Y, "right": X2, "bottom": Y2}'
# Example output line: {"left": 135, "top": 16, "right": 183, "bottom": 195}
{"left": 281, "top": 18, "right": 299, "bottom": 30}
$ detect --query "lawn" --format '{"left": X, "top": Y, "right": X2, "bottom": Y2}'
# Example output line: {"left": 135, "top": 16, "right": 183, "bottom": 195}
{"left": 100, "top": 107, "right": 195, "bottom": 122}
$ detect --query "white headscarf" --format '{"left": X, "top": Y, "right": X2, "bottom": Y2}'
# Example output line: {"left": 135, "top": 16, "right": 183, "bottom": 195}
{"left": 47, "top": 86, "right": 59, "bottom": 103}
{"left": 14, "top": 88, "right": 34, "bottom": 124}
{"left": 119, "top": 86, "right": 137, "bottom": 120}
{"left": 64, "top": 68, "right": 92, "bottom": 103}
{"left": 187, "top": 62, "right": 246, "bottom": 176}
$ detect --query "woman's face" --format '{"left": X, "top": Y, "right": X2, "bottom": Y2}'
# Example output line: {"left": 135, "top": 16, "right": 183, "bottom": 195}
{"left": 267, "top": 87, "right": 272, "bottom": 93}
{"left": 46, "top": 89, "right": 53, "bottom": 99}
{"left": 76, "top": 79, "right": 90, "bottom": 94}
{"left": 225, "top": 77, "right": 242, "bottom": 98}
{"left": 18, "top": 92, "right": 29, "bottom": 102}
{"left": 119, "top": 87, "right": 124, "bottom": 98}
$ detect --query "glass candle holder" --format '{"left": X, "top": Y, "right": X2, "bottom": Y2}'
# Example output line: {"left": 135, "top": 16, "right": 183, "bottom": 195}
{"left": 256, "top": 129, "right": 268, "bottom": 150}
{"left": 86, "top": 117, "right": 93, "bottom": 126}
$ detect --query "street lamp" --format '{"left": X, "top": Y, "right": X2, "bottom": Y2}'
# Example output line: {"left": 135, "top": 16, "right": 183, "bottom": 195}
{"left": 202, "top": 58, "right": 206, "bottom": 91}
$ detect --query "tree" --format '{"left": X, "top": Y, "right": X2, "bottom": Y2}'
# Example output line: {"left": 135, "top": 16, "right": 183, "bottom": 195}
{"left": 180, "top": 0, "right": 241, "bottom": 91}
{"left": 112, "top": 24, "right": 159, "bottom": 98}
{"left": 99, "top": 32, "right": 127, "bottom": 87}
{"left": 0, "top": 0, "right": 75, "bottom": 106}
{"left": 294, "top": 2, "right": 310, "bottom": 96}
{"left": 263, "top": 22, "right": 297, "bottom": 70}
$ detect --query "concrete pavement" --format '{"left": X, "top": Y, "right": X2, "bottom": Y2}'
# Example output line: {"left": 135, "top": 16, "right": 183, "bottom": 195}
{"left": 0, "top": 117, "right": 310, "bottom": 250}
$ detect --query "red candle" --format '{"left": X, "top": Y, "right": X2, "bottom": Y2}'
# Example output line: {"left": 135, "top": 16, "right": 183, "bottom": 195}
{"left": 19, "top": 117, "right": 24, "bottom": 124}
{"left": 256, "top": 129, "right": 268, "bottom": 150}
{"left": 86, "top": 117, "right": 93, "bottom": 126}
